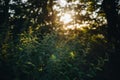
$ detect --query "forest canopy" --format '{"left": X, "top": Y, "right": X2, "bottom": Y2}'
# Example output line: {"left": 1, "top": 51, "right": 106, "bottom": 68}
{"left": 0, "top": 0, "right": 120, "bottom": 80}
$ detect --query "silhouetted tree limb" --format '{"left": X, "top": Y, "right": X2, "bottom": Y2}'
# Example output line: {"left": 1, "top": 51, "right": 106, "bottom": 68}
{"left": 102, "top": 0, "right": 119, "bottom": 42}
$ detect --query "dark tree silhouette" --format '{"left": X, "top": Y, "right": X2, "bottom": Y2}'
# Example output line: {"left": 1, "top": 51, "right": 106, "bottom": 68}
{"left": 102, "top": 0, "right": 120, "bottom": 80}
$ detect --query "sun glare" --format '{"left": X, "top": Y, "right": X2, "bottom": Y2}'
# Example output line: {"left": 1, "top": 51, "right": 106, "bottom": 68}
{"left": 58, "top": 0, "right": 67, "bottom": 7}
{"left": 53, "top": 0, "right": 90, "bottom": 31}
{"left": 60, "top": 13, "right": 73, "bottom": 24}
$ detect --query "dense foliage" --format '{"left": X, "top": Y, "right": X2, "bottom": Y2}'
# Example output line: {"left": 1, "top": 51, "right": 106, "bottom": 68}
{"left": 0, "top": 0, "right": 120, "bottom": 80}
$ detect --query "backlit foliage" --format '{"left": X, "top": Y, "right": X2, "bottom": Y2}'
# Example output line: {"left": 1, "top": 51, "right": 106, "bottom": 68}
{"left": 0, "top": 0, "right": 110, "bottom": 80}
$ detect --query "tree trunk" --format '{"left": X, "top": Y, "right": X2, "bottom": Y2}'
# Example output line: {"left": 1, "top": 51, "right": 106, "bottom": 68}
{"left": 101, "top": 0, "right": 120, "bottom": 80}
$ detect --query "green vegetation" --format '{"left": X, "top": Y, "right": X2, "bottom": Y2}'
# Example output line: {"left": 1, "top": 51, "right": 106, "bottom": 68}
{"left": 0, "top": 0, "right": 120, "bottom": 80}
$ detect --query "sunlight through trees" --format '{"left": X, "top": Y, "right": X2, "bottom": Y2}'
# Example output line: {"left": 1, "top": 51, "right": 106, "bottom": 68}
{"left": 0, "top": 0, "right": 120, "bottom": 80}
